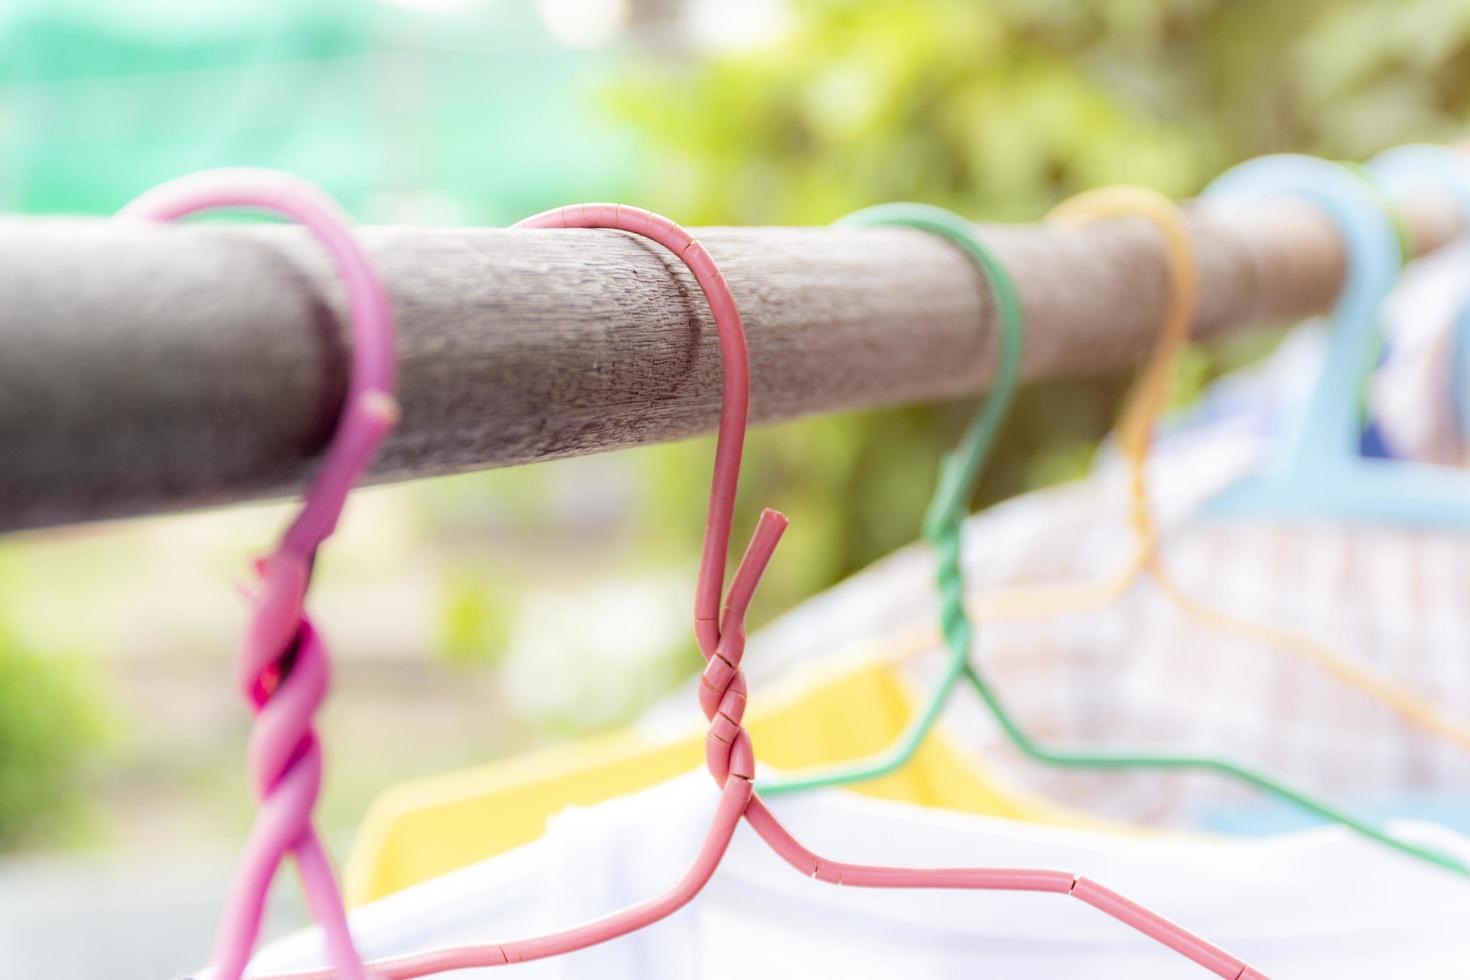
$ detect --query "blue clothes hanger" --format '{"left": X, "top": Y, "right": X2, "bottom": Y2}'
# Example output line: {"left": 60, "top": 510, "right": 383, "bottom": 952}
{"left": 1200, "top": 153, "right": 1470, "bottom": 527}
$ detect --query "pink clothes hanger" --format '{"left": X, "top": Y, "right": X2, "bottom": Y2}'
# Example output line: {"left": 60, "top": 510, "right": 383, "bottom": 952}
{"left": 120, "top": 169, "right": 399, "bottom": 980}
{"left": 252, "top": 203, "right": 1265, "bottom": 980}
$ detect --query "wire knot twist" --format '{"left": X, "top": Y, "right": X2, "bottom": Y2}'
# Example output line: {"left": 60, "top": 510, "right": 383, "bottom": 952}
{"left": 926, "top": 513, "right": 974, "bottom": 659}
{"left": 696, "top": 508, "right": 789, "bottom": 788}
{"left": 699, "top": 617, "right": 755, "bottom": 786}
{"left": 239, "top": 550, "right": 330, "bottom": 857}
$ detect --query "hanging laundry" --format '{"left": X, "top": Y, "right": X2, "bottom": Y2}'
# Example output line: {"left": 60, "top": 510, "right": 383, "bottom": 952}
{"left": 249, "top": 770, "right": 1470, "bottom": 980}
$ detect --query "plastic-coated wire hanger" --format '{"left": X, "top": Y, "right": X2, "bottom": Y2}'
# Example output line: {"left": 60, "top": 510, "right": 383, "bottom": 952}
{"left": 760, "top": 191, "right": 1470, "bottom": 877}
{"left": 757, "top": 202, "right": 1025, "bottom": 796}
{"left": 121, "top": 169, "right": 400, "bottom": 980}
{"left": 254, "top": 202, "right": 1265, "bottom": 980}
{"left": 1200, "top": 152, "right": 1470, "bottom": 528}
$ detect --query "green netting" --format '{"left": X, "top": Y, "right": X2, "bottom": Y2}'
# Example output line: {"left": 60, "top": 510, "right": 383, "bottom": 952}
{"left": 0, "top": 0, "right": 637, "bottom": 220}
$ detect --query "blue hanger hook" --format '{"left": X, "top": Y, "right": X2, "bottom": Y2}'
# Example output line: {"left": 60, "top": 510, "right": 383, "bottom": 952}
{"left": 1199, "top": 152, "right": 1470, "bottom": 528}
{"left": 1205, "top": 154, "right": 1402, "bottom": 474}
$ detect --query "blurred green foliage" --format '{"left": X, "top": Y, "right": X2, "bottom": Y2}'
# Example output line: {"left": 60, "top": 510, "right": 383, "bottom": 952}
{"left": 0, "top": 0, "right": 638, "bottom": 221}
{"left": 609, "top": 0, "right": 1470, "bottom": 223}
{"left": 0, "top": 620, "right": 108, "bottom": 850}
{"left": 438, "top": 570, "right": 514, "bottom": 666}
{"left": 598, "top": 0, "right": 1470, "bottom": 621}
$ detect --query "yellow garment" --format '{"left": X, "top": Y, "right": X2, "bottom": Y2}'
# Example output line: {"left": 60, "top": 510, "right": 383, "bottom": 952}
{"left": 344, "top": 658, "right": 1097, "bottom": 904}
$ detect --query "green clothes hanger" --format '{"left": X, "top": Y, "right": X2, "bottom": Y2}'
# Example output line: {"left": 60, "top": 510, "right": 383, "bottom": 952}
{"left": 754, "top": 197, "right": 1468, "bottom": 877}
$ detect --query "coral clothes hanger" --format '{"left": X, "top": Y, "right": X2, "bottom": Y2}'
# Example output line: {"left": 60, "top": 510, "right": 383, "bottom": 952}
{"left": 756, "top": 193, "right": 1467, "bottom": 876}
{"left": 252, "top": 202, "right": 1262, "bottom": 980}
{"left": 120, "top": 169, "right": 399, "bottom": 980}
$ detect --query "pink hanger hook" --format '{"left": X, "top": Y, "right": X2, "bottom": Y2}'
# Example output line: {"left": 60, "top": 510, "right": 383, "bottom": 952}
{"left": 120, "top": 168, "right": 398, "bottom": 980}
{"left": 251, "top": 204, "right": 1264, "bottom": 980}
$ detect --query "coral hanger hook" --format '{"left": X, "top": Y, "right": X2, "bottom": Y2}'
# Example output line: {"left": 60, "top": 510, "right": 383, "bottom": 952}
{"left": 514, "top": 204, "right": 790, "bottom": 668}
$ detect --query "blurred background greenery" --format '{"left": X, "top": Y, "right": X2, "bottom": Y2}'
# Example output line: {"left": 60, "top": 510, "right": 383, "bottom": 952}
{"left": 3, "top": 0, "right": 1469, "bottom": 915}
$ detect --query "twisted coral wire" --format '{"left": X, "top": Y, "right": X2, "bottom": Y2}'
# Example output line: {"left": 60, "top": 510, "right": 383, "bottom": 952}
{"left": 120, "top": 168, "right": 398, "bottom": 980}
{"left": 253, "top": 204, "right": 1262, "bottom": 980}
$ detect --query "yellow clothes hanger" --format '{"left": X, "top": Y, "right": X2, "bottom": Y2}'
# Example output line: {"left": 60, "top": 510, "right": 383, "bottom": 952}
{"left": 342, "top": 655, "right": 1106, "bottom": 904}
{"left": 878, "top": 185, "right": 1470, "bottom": 755}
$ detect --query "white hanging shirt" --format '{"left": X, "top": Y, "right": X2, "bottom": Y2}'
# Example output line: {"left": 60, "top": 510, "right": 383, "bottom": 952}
{"left": 250, "top": 771, "right": 1470, "bottom": 979}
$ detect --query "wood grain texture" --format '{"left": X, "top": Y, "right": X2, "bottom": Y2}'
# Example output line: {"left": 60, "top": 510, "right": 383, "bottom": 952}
{"left": 1, "top": 193, "right": 1462, "bottom": 532}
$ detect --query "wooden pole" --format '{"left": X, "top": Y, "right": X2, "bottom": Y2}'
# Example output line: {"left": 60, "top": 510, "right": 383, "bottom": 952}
{"left": 1, "top": 193, "right": 1462, "bottom": 533}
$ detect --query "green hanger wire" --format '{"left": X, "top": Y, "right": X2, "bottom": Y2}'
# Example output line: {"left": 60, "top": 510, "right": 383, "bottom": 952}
{"left": 753, "top": 201, "right": 1468, "bottom": 878}
{"left": 754, "top": 202, "right": 1023, "bottom": 797}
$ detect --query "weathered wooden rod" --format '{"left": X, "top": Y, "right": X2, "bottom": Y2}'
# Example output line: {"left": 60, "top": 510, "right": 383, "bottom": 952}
{"left": 1, "top": 193, "right": 1462, "bottom": 533}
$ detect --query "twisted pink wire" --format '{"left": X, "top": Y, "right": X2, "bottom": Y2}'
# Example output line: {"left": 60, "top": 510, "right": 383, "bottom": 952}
{"left": 120, "top": 169, "right": 398, "bottom": 980}
{"left": 253, "top": 203, "right": 1267, "bottom": 980}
